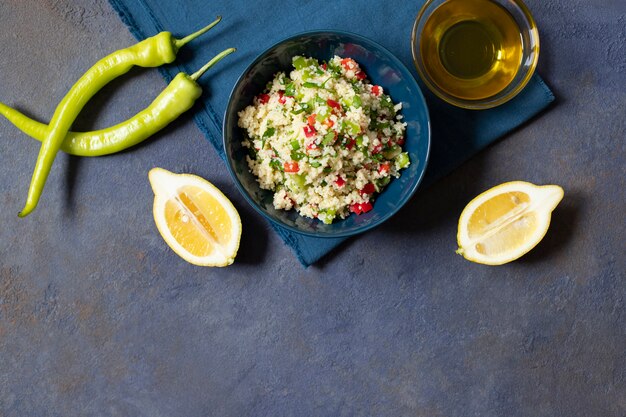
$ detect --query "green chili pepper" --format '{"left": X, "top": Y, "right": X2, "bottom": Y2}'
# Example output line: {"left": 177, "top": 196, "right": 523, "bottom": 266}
{"left": 0, "top": 48, "right": 235, "bottom": 158}
{"left": 17, "top": 17, "right": 222, "bottom": 217}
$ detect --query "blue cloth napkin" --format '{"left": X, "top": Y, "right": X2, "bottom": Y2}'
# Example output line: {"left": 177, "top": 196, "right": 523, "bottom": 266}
{"left": 107, "top": 0, "right": 555, "bottom": 266}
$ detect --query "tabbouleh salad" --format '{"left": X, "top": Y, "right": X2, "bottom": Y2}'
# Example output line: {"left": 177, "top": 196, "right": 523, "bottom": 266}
{"left": 238, "top": 55, "right": 410, "bottom": 224}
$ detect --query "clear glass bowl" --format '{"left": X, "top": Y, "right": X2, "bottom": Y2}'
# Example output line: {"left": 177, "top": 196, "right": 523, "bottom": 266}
{"left": 411, "top": 0, "right": 540, "bottom": 110}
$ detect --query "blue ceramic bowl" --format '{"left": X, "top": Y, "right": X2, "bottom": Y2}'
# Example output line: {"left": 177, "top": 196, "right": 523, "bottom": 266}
{"left": 223, "top": 31, "right": 431, "bottom": 238}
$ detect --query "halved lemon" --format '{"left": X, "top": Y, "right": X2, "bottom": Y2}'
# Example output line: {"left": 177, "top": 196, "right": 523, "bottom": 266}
{"left": 148, "top": 168, "right": 242, "bottom": 267}
{"left": 457, "top": 181, "right": 564, "bottom": 265}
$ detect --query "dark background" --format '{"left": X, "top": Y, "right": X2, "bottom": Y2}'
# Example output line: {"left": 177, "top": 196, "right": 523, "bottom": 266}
{"left": 0, "top": 0, "right": 624, "bottom": 415}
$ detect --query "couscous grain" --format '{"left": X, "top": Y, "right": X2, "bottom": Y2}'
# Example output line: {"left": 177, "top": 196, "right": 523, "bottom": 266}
{"left": 238, "top": 55, "right": 410, "bottom": 224}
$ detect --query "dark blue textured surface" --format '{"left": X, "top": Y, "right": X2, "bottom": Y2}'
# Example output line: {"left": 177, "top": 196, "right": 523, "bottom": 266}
{"left": 0, "top": 0, "right": 624, "bottom": 416}
{"left": 107, "top": 0, "right": 554, "bottom": 266}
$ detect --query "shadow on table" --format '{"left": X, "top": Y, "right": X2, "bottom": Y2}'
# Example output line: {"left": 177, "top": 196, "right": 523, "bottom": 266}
{"left": 234, "top": 205, "right": 269, "bottom": 265}
{"left": 518, "top": 190, "right": 582, "bottom": 265}
{"left": 314, "top": 153, "right": 492, "bottom": 270}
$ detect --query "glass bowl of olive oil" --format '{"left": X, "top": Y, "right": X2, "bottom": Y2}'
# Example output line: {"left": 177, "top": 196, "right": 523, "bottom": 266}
{"left": 411, "top": 0, "right": 539, "bottom": 109}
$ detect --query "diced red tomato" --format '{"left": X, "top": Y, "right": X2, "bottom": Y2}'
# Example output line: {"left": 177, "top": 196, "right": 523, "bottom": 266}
{"left": 335, "top": 177, "right": 345, "bottom": 187}
{"left": 284, "top": 161, "right": 299, "bottom": 173}
{"left": 371, "top": 85, "right": 382, "bottom": 96}
{"left": 321, "top": 63, "right": 327, "bottom": 70}
{"left": 359, "top": 202, "right": 373, "bottom": 213}
{"left": 258, "top": 94, "right": 270, "bottom": 104}
{"left": 355, "top": 71, "right": 366, "bottom": 81}
{"left": 324, "top": 119, "right": 334, "bottom": 128}
{"left": 372, "top": 143, "right": 383, "bottom": 154}
{"left": 341, "top": 58, "right": 356, "bottom": 70}
{"left": 378, "top": 162, "right": 390, "bottom": 174}
{"left": 397, "top": 137, "right": 405, "bottom": 146}
{"left": 278, "top": 90, "right": 286, "bottom": 105}
{"left": 303, "top": 125, "right": 316, "bottom": 138}
{"left": 306, "top": 142, "right": 320, "bottom": 152}
{"left": 350, "top": 202, "right": 373, "bottom": 215}
{"left": 345, "top": 138, "right": 356, "bottom": 150}
{"left": 360, "top": 183, "right": 376, "bottom": 195}
{"left": 326, "top": 99, "right": 341, "bottom": 110}
{"left": 307, "top": 114, "right": 317, "bottom": 126}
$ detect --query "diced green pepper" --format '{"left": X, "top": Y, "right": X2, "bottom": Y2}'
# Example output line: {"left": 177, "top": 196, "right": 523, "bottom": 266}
{"left": 284, "top": 83, "right": 296, "bottom": 97}
{"left": 293, "top": 56, "right": 316, "bottom": 70}
{"left": 303, "top": 81, "right": 320, "bottom": 89}
{"left": 290, "top": 150, "right": 305, "bottom": 161}
{"left": 310, "top": 161, "right": 322, "bottom": 168}
{"left": 290, "top": 139, "right": 300, "bottom": 150}
{"left": 322, "top": 131, "right": 336, "bottom": 146}
{"left": 344, "top": 120, "right": 361, "bottom": 135}
{"left": 289, "top": 173, "right": 307, "bottom": 191}
{"left": 352, "top": 95, "right": 362, "bottom": 108}
{"left": 320, "top": 208, "right": 336, "bottom": 224}
{"left": 396, "top": 152, "right": 410, "bottom": 169}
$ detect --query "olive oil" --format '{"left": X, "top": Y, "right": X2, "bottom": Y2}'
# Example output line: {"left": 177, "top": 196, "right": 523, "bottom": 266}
{"left": 420, "top": 0, "right": 523, "bottom": 101}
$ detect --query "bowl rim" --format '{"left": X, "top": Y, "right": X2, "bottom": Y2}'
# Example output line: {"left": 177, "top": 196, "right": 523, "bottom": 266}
{"left": 222, "top": 29, "right": 431, "bottom": 238}
{"left": 411, "top": 0, "right": 540, "bottom": 110}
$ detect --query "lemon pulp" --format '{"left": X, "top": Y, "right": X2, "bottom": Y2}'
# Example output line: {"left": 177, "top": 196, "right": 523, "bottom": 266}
{"left": 149, "top": 168, "right": 241, "bottom": 267}
{"left": 457, "top": 181, "right": 563, "bottom": 265}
